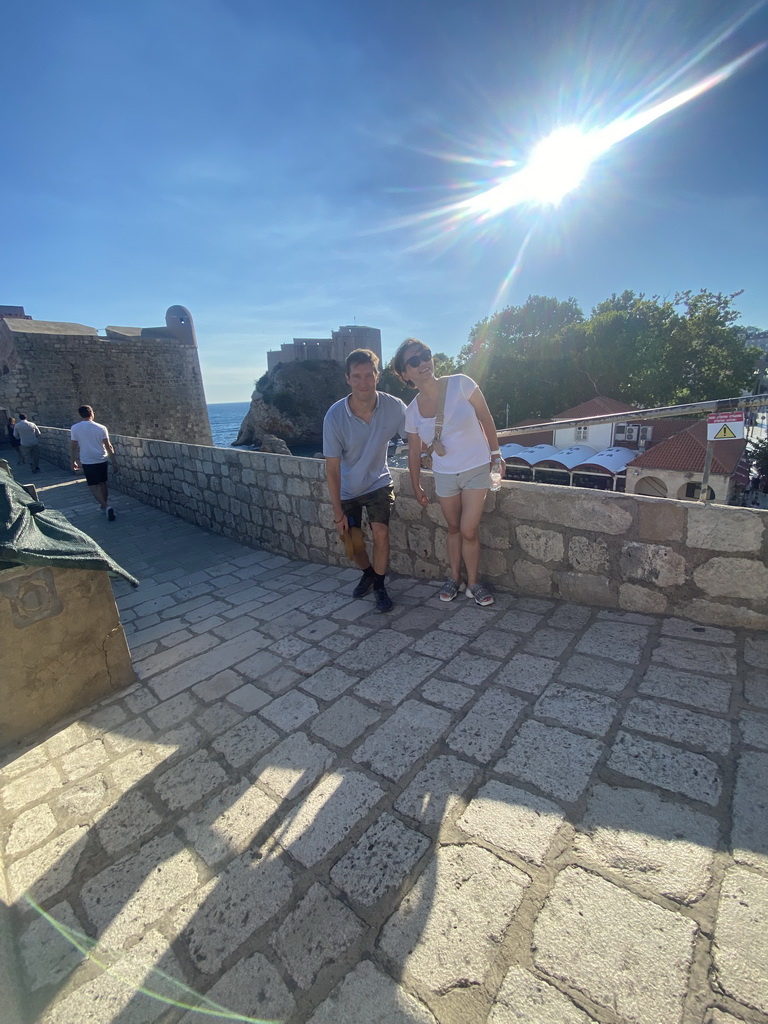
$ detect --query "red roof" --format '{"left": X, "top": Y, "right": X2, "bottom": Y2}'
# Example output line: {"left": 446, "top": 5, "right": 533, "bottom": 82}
{"left": 555, "top": 396, "right": 635, "bottom": 419}
{"left": 629, "top": 420, "right": 747, "bottom": 475}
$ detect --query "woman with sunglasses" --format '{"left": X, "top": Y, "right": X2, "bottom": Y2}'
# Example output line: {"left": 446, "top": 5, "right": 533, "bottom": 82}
{"left": 392, "top": 338, "right": 503, "bottom": 606}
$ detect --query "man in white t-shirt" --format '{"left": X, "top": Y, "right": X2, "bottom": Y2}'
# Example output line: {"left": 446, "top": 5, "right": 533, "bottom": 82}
{"left": 70, "top": 405, "right": 120, "bottom": 520}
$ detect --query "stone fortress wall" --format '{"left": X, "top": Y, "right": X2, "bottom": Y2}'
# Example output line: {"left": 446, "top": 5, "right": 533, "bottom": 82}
{"left": 37, "top": 426, "right": 768, "bottom": 631}
{"left": 0, "top": 305, "right": 212, "bottom": 446}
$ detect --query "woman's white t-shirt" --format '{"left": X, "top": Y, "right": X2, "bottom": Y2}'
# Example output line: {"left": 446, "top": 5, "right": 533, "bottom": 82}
{"left": 404, "top": 374, "right": 490, "bottom": 474}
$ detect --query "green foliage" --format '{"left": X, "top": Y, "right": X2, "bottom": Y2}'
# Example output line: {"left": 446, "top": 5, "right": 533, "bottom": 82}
{"left": 463, "top": 290, "right": 763, "bottom": 425}
{"left": 748, "top": 437, "right": 768, "bottom": 476}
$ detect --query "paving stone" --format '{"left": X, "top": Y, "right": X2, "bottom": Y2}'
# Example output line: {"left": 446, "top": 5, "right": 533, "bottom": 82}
{"left": 146, "top": 692, "right": 200, "bottom": 729}
{"left": 744, "top": 634, "right": 768, "bottom": 668}
{"left": 713, "top": 866, "right": 768, "bottom": 1015}
{"left": 739, "top": 709, "right": 768, "bottom": 749}
{"left": 233, "top": 649, "right": 282, "bottom": 680}
{"left": 412, "top": 630, "right": 468, "bottom": 659}
{"left": 123, "top": 689, "right": 159, "bottom": 714}
{"left": 108, "top": 745, "right": 171, "bottom": 791}
{"left": 379, "top": 843, "right": 529, "bottom": 992}
{"left": 136, "top": 633, "right": 220, "bottom": 685}
{"left": 707, "top": 1010, "right": 750, "bottom": 1024}
{"left": 447, "top": 689, "right": 526, "bottom": 761}
{"left": 622, "top": 698, "right": 731, "bottom": 755}
{"left": 196, "top": 703, "right": 243, "bottom": 738}
{"left": 42, "top": 722, "right": 91, "bottom": 758}
{"left": 310, "top": 696, "right": 381, "bottom": 747}
{"left": 574, "top": 783, "right": 718, "bottom": 903}
{"left": 330, "top": 812, "right": 430, "bottom": 905}
{"left": 191, "top": 669, "right": 244, "bottom": 702}
{"left": 548, "top": 603, "right": 593, "bottom": 630}
{"left": 300, "top": 665, "right": 359, "bottom": 701}
{"left": 80, "top": 834, "right": 198, "bottom": 947}
{"left": 336, "top": 630, "right": 410, "bottom": 671}
{"left": 1, "top": 763, "right": 62, "bottom": 812}
{"left": 19, "top": 900, "right": 86, "bottom": 991}
{"left": 467, "top": 629, "right": 522, "bottom": 658}
{"left": 253, "top": 733, "right": 332, "bottom": 800}
{"left": 5, "top": 804, "right": 58, "bottom": 857}
{"left": 395, "top": 755, "right": 478, "bottom": 825}
{"left": 212, "top": 717, "right": 280, "bottom": 769}
{"left": 279, "top": 768, "right": 384, "bottom": 867}
{"left": 261, "top": 665, "right": 305, "bottom": 694}
{"left": 179, "top": 780, "right": 278, "bottom": 868}
{"left": 651, "top": 638, "right": 737, "bottom": 676}
{"left": 270, "top": 881, "right": 365, "bottom": 988}
{"left": 534, "top": 684, "right": 619, "bottom": 736}
{"left": 732, "top": 751, "right": 768, "bottom": 873}
{"left": 495, "top": 609, "right": 545, "bottom": 633}
{"left": 260, "top": 690, "right": 319, "bottom": 732}
{"left": 458, "top": 779, "right": 566, "bottom": 866}
{"left": 354, "top": 652, "right": 441, "bottom": 707}
{"left": 54, "top": 775, "right": 109, "bottom": 818}
{"left": 224, "top": 682, "right": 271, "bottom": 712}
{"left": 557, "top": 653, "right": 633, "bottom": 695}
{"left": 575, "top": 621, "right": 650, "bottom": 663}
{"left": 638, "top": 664, "right": 733, "bottom": 713}
{"left": 38, "top": 927, "right": 184, "bottom": 1024}
{"left": 154, "top": 749, "right": 229, "bottom": 811}
{"left": 441, "top": 651, "right": 500, "bottom": 687}
{"left": 495, "top": 721, "right": 602, "bottom": 803}
{"left": 495, "top": 654, "right": 559, "bottom": 694}
{"left": 177, "top": 950, "right": 295, "bottom": 1024}
{"left": 488, "top": 964, "right": 598, "bottom": 1024}
{"left": 0, "top": 745, "right": 49, "bottom": 780}
{"left": 534, "top": 867, "right": 697, "bottom": 1024}
{"left": 420, "top": 678, "right": 476, "bottom": 710}
{"left": 745, "top": 670, "right": 768, "bottom": 709}
{"left": 306, "top": 960, "right": 438, "bottom": 1024}
{"left": 608, "top": 731, "right": 722, "bottom": 806}
{"left": 150, "top": 632, "right": 275, "bottom": 699}
{"left": 523, "top": 627, "right": 576, "bottom": 657}
{"left": 353, "top": 700, "right": 452, "bottom": 781}
{"left": 660, "top": 618, "right": 736, "bottom": 644}
{"left": 95, "top": 791, "right": 163, "bottom": 855}
{"left": 6, "top": 823, "right": 88, "bottom": 903}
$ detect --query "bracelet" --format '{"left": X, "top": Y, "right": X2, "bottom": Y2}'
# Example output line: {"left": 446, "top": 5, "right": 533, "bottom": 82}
{"left": 490, "top": 449, "right": 501, "bottom": 455}
{"left": 334, "top": 516, "right": 345, "bottom": 523}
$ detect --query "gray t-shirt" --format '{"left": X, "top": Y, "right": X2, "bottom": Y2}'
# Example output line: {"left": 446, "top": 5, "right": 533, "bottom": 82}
{"left": 323, "top": 391, "right": 406, "bottom": 500}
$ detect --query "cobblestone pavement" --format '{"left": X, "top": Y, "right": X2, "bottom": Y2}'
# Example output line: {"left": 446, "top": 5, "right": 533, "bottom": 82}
{"left": 2, "top": 459, "right": 768, "bottom": 1024}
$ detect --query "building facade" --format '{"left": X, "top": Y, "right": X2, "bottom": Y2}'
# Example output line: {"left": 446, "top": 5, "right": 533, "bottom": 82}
{"left": 266, "top": 325, "right": 382, "bottom": 372}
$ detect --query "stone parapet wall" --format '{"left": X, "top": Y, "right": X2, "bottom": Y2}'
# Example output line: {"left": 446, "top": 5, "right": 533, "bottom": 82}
{"left": 38, "top": 427, "right": 768, "bottom": 630}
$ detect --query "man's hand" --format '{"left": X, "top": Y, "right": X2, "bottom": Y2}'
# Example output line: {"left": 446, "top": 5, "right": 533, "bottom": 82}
{"left": 71, "top": 461, "right": 80, "bottom": 473}
{"left": 415, "top": 486, "right": 429, "bottom": 507}
{"left": 111, "top": 463, "right": 121, "bottom": 475}
{"left": 334, "top": 513, "right": 348, "bottom": 535}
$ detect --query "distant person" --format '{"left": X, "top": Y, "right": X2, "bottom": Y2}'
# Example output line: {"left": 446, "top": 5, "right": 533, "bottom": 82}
{"left": 6, "top": 416, "right": 22, "bottom": 465}
{"left": 323, "top": 349, "right": 407, "bottom": 612}
{"left": 392, "top": 338, "right": 502, "bottom": 607}
{"left": 70, "top": 405, "right": 120, "bottom": 520}
{"left": 13, "top": 413, "right": 41, "bottom": 472}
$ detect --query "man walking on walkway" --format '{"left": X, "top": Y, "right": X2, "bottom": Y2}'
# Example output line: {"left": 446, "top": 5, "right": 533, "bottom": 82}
{"left": 13, "top": 413, "right": 41, "bottom": 472}
{"left": 70, "top": 405, "right": 120, "bottom": 519}
{"left": 323, "top": 349, "right": 406, "bottom": 612}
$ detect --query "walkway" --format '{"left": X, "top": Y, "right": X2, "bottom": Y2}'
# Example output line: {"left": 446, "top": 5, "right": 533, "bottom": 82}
{"left": 2, "top": 457, "right": 767, "bottom": 1024}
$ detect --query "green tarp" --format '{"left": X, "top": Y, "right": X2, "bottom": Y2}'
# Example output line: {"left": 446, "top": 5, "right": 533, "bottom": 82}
{"left": 0, "top": 470, "right": 139, "bottom": 587}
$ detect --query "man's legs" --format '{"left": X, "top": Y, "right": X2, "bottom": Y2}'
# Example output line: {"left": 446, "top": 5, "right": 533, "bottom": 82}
{"left": 18, "top": 446, "right": 28, "bottom": 465}
{"left": 88, "top": 481, "right": 109, "bottom": 509}
{"left": 30, "top": 445, "right": 40, "bottom": 471}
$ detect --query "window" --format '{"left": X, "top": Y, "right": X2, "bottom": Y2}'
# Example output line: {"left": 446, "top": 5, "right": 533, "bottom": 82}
{"left": 575, "top": 425, "right": 589, "bottom": 441}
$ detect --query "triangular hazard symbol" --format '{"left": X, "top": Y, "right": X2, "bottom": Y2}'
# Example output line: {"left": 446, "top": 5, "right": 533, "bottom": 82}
{"left": 714, "top": 423, "right": 737, "bottom": 439}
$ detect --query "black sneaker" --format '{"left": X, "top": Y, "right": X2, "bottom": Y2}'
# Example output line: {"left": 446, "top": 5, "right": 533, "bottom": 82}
{"left": 374, "top": 586, "right": 393, "bottom": 613}
{"left": 352, "top": 569, "right": 375, "bottom": 599}
{"left": 107, "top": 507, "right": 116, "bottom": 521}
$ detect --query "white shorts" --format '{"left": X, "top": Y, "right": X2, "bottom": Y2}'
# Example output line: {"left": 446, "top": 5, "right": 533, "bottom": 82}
{"left": 433, "top": 463, "right": 490, "bottom": 498}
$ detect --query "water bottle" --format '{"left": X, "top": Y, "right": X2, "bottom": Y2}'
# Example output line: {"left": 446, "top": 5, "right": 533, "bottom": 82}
{"left": 490, "top": 456, "right": 502, "bottom": 491}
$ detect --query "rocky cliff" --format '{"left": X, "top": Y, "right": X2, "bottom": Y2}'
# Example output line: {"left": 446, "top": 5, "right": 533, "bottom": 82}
{"left": 234, "top": 360, "right": 349, "bottom": 447}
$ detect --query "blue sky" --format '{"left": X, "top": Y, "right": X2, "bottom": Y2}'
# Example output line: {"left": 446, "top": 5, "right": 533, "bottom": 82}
{"left": 3, "top": 0, "right": 768, "bottom": 402}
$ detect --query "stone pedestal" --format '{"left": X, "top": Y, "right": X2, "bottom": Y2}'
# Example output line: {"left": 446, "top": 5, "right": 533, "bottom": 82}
{"left": 0, "top": 565, "right": 135, "bottom": 748}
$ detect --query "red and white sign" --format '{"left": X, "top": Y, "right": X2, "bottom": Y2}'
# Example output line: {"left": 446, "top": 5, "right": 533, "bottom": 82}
{"left": 706, "top": 412, "right": 744, "bottom": 441}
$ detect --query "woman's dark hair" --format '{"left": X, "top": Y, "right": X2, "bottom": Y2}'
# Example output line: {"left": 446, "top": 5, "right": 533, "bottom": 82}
{"left": 391, "top": 337, "right": 429, "bottom": 388}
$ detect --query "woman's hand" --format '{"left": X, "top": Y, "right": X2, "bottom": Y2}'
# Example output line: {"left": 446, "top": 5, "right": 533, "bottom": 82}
{"left": 415, "top": 486, "right": 429, "bottom": 507}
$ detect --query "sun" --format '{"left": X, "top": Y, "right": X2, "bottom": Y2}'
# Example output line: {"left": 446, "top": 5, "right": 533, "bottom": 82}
{"left": 523, "top": 126, "right": 601, "bottom": 205}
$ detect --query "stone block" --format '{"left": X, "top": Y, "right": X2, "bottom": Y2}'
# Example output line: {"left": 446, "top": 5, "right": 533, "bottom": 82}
{"left": 447, "top": 689, "right": 526, "bottom": 760}
{"left": 379, "top": 843, "right": 529, "bottom": 993}
{"left": 179, "top": 780, "right": 278, "bottom": 867}
{"left": 0, "top": 566, "right": 135, "bottom": 748}
{"left": 354, "top": 651, "right": 440, "bottom": 707}
{"left": 513, "top": 558, "right": 553, "bottom": 595}
{"left": 568, "top": 535, "right": 609, "bottom": 573}
{"left": 732, "top": 751, "right": 768, "bottom": 873}
{"left": 620, "top": 541, "right": 686, "bottom": 587}
{"left": 534, "top": 684, "right": 619, "bottom": 735}
{"left": 533, "top": 866, "right": 696, "bottom": 1023}
{"left": 694, "top": 556, "right": 768, "bottom": 600}
{"left": 306, "top": 961, "right": 438, "bottom": 1024}
{"left": 558, "top": 653, "right": 633, "bottom": 695}
{"left": 637, "top": 496, "right": 685, "bottom": 542}
{"left": 575, "top": 783, "right": 717, "bottom": 902}
{"left": 639, "top": 664, "right": 732, "bottom": 712}
{"left": 503, "top": 484, "right": 634, "bottom": 535}
{"left": 575, "top": 620, "right": 649, "bottom": 663}
{"left": 651, "top": 637, "right": 737, "bottom": 676}
{"left": 495, "top": 653, "right": 558, "bottom": 694}
{"left": 330, "top": 812, "right": 429, "bottom": 905}
{"left": 495, "top": 720, "right": 602, "bottom": 803}
{"left": 177, "top": 951, "right": 294, "bottom": 1024}
{"left": 608, "top": 731, "right": 722, "bottom": 805}
{"left": 458, "top": 779, "right": 566, "bottom": 865}
{"left": 516, "top": 525, "right": 564, "bottom": 563}
{"left": 394, "top": 755, "right": 478, "bottom": 825}
{"left": 687, "top": 504, "right": 763, "bottom": 552}
{"left": 622, "top": 697, "right": 731, "bottom": 754}
{"left": 253, "top": 732, "right": 332, "bottom": 800}
{"left": 713, "top": 866, "right": 768, "bottom": 1014}
{"left": 489, "top": 965, "right": 596, "bottom": 1024}
{"left": 619, "top": 582, "right": 667, "bottom": 613}
{"left": 353, "top": 700, "right": 452, "bottom": 781}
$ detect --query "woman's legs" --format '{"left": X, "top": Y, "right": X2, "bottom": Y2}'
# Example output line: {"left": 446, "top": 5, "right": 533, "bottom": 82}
{"left": 457, "top": 488, "right": 487, "bottom": 588}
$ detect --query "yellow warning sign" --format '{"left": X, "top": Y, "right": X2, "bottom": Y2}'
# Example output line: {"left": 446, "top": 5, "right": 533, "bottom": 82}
{"left": 713, "top": 423, "right": 737, "bottom": 440}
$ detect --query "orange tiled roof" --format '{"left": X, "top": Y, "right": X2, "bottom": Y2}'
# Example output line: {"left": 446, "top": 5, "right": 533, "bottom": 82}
{"left": 555, "top": 396, "right": 635, "bottom": 419}
{"left": 629, "top": 420, "right": 747, "bottom": 474}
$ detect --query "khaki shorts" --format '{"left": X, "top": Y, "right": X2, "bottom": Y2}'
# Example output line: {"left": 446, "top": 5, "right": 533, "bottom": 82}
{"left": 433, "top": 463, "right": 490, "bottom": 498}
{"left": 341, "top": 483, "right": 395, "bottom": 528}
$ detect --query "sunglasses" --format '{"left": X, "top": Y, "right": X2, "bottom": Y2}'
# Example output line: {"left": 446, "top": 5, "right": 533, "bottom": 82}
{"left": 404, "top": 349, "right": 432, "bottom": 369}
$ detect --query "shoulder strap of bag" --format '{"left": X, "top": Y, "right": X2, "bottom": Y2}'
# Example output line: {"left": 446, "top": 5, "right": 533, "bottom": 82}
{"left": 433, "top": 376, "right": 449, "bottom": 442}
